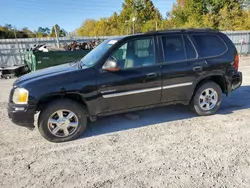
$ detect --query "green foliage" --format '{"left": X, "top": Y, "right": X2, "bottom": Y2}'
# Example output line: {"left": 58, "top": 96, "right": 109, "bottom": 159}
{"left": 77, "top": 0, "right": 162, "bottom": 36}
{"left": 1, "top": 0, "right": 250, "bottom": 39}
{"left": 77, "top": 0, "right": 250, "bottom": 36}
{"left": 169, "top": 0, "right": 250, "bottom": 30}
{"left": 36, "top": 27, "right": 51, "bottom": 37}
{"left": 0, "top": 24, "right": 67, "bottom": 39}
{"left": 77, "top": 19, "right": 99, "bottom": 36}
{"left": 50, "top": 24, "right": 67, "bottom": 37}
{"left": 0, "top": 24, "right": 36, "bottom": 38}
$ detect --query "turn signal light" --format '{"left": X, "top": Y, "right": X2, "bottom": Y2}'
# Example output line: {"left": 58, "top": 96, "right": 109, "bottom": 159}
{"left": 13, "top": 88, "right": 29, "bottom": 104}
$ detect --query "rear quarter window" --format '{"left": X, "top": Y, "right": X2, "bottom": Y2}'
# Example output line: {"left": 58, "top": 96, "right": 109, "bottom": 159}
{"left": 192, "top": 34, "right": 227, "bottom": 58}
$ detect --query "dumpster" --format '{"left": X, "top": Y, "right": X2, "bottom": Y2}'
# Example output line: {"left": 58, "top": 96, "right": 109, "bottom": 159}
{"left": 23, "top": 50, "right": 91, "bottom": 72}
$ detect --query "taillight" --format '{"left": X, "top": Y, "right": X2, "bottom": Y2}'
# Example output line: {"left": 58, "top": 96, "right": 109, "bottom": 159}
{"left": 234, "top": 53, "right": 239, "bottom": 71}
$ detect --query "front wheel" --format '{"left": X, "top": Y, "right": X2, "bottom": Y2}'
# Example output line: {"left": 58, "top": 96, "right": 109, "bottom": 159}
{"left": 191, "top": 81, "right": 222, "bottom": 116}
{"left": 38, "top": 99, "right": 87, "bottom": 142}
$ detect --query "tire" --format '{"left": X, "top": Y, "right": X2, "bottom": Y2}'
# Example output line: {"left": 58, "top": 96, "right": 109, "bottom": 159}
{"left": 190, "top": 81, "right": 222, "bottom": 116}
{"left": 38, "top": 99, "right": 87, "bottom": 143}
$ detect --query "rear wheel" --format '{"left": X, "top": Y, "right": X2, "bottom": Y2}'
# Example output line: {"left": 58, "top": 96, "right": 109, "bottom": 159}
{"left": 38, "top": 99, "right": 87, "bottom": 142}
{"left": 191, "top": 81, "right": 222, "bottom": 116}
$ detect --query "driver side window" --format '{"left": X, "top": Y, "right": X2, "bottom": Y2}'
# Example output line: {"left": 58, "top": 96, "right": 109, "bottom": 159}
{"left": 113, "top": 43, "right": 127, "bottom": 62}
{"left": 112, "top": 38, "right": 155, "bottom": 69}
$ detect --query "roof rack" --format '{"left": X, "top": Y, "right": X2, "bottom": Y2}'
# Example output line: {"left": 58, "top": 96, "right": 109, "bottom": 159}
{"left": 145, "top": 28, "right": 216, "bottom": 34}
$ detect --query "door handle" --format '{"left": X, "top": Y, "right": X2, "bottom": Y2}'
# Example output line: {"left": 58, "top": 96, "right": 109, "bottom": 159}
{"left": 193, "top": 66, "right": 203, "bottom": 72}
{"left": 146, "top": 73, "right": 157, "bottom": 78}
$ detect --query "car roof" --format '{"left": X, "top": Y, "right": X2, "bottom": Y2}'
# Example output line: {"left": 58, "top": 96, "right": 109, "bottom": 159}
{"left": 107, "top": 36, "right": 126, "bottom": 41}
{"left": 145, "top": 28, "right": 218, "bottom": 34}
{"left": 107, "top": 28, "right": 219, "bottom": 41}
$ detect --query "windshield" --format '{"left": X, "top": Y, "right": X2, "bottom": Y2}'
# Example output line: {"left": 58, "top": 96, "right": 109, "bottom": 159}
{"left": 80, "top": 39, "right": 118, "bottom": 67}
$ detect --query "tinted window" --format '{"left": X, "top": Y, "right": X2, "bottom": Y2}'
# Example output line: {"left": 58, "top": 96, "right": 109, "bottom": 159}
{"left": 111, "top": 38, "right": 155, "bottom": 69}
{"left": 135, "top": 39, "right": 152, "bottom": 57}
{"left": 192, "top": 34, "right": 227, "bottom": 57}
{"left": 162, "top": 35, "right": 186, "bottom": 63}
{"left": 184, "top": 36, "right": 197, "bottom": 59}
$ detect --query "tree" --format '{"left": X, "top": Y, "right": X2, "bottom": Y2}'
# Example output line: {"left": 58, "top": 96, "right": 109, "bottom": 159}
{"left": 0, "top": 26, "right": 6, "bottom": 38}
{"left": 36, "top": 27, "right": 51, "bottom": 37}
{"left": 21, "top": 27, "right": 36, "bottom": 38}
{"left": 167, "top": 0, "right": 250, "bottom": 30}
{"left": 0, "top": 24, "right": 36, "bottom": 38}
{"left": 119, "top": 0, "right": 162, "bottom": 33}
{"left": 77, "top": 0, "right": 164, "bottom": 36}
{"left": 59, "top": 28, "right": 67, "bottom": 37}
{"left": 216, "top": 0, "right": 249, "bottom": 30}
{"left": 2, "top": 24, "right": 15, "bottom": 38}
{"left": 50, "top": 24, "right": 67, "bottom": 37}
{"left": 77, "top": 19, "right": 99, "bottom": 36}
{"left": 1, "top": 0, "right": 249, "bottom": 39}
{"left": 4, "top": 24, "right": 13, "bottom": 30}
{"left": 50, "top": 24, "right": 60, "bottom": 37}
{"left": 107, "top": 12, "right": 120, "bottom": 35}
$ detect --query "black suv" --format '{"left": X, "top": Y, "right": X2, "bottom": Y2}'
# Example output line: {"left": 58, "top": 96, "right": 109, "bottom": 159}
{"left": 8, "top": 29, "right": 242, "bottom": 142}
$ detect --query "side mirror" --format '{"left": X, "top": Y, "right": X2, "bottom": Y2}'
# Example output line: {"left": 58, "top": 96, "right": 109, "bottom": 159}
{"left": 102, "top": 59, "right": 120, "bottom": 71}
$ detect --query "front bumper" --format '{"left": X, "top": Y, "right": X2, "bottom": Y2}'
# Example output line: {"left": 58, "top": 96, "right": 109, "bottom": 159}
{"left": 231, "top": 71, "right": 242, "bottom": 91}
{"left": 8, "top": 102, "right": 35, "bottom": 129}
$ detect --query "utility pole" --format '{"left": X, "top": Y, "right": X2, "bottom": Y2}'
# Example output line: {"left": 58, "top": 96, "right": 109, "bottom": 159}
{"left": 132, "top": 0, "right": 136, "bottom": 34}
{"left": 125, "top": 21, "right": 129, "bottom": 35}
{"left": 54, "top": 25, "right": 60, "bottom": 48}
{"left": 132, "top": 18, "right": 136, "bottom": 34}
{"left": 13, "top": 26, "right": 22, "bottom": 65}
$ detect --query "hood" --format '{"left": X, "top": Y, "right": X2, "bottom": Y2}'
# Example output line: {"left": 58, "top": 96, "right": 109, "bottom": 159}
{"left": 14, "top": 63, "right": 81, "bottom": 86}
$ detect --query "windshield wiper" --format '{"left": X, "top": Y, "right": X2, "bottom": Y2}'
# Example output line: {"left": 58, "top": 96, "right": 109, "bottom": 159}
{"left": 78, "top": 60, "right": 85, "bottom": 69}
{"left": 69, "top": 60, "right": 79, "bottom": 66}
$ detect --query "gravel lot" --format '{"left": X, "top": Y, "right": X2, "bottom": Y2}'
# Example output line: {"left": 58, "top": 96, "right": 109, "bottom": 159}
{"left": 0, "top": 57, "right": 250, "bottom": 188}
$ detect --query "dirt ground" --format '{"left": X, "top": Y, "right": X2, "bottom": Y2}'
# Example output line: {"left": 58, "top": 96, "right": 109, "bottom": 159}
{"left": 0, "top": 57, "right": 250, "bottom": 188}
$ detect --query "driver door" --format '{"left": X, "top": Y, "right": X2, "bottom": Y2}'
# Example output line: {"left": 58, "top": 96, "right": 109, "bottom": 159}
{"left": 96, "top": 37, "right": 162, "bottom": 112}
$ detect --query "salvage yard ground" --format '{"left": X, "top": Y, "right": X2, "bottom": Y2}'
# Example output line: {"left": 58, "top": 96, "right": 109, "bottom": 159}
{"left": 0, "top": 57, "right": 250, "bottom": 188}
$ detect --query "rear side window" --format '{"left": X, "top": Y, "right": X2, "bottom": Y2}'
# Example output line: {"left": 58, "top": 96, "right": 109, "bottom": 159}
{"left": 184, "top": 36, "right": 197, "bottom": 59}
{"left": 192, "top": 34, "right": 227, "bottom": 57}
{"left": 162, "top": 35, "right": 186, "bottom": 63}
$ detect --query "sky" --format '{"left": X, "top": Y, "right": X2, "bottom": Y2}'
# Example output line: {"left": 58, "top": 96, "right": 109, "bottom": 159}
{"left": 0, "top": 0, "right": 175, "bottom": 32}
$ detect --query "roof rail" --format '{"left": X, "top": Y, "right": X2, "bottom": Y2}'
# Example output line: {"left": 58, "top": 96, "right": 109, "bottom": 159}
{"left": 145, "top": 28, "right": 216, "bottom": 34}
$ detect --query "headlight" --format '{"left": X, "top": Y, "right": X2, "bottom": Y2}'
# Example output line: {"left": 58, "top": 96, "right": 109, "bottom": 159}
{"left": 12, "top": 88, "right": 29, "bottom": 104}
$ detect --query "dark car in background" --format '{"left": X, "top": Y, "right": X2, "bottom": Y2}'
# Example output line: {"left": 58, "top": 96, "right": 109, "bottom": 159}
{"left": 8, "top": 28, "right": 242, "bottom": 142}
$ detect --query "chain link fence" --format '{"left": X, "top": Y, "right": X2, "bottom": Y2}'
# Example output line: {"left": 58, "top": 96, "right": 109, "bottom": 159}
{"left": 0, "top": 31, "right": 249, "bottom": 67}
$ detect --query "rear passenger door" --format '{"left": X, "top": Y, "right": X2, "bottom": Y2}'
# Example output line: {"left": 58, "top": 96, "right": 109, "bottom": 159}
{"left": 185, "top": 33, "right": 228, "bottom": 91}
{"left": 159, "top": 34, "right": 204, "bottom": 103}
